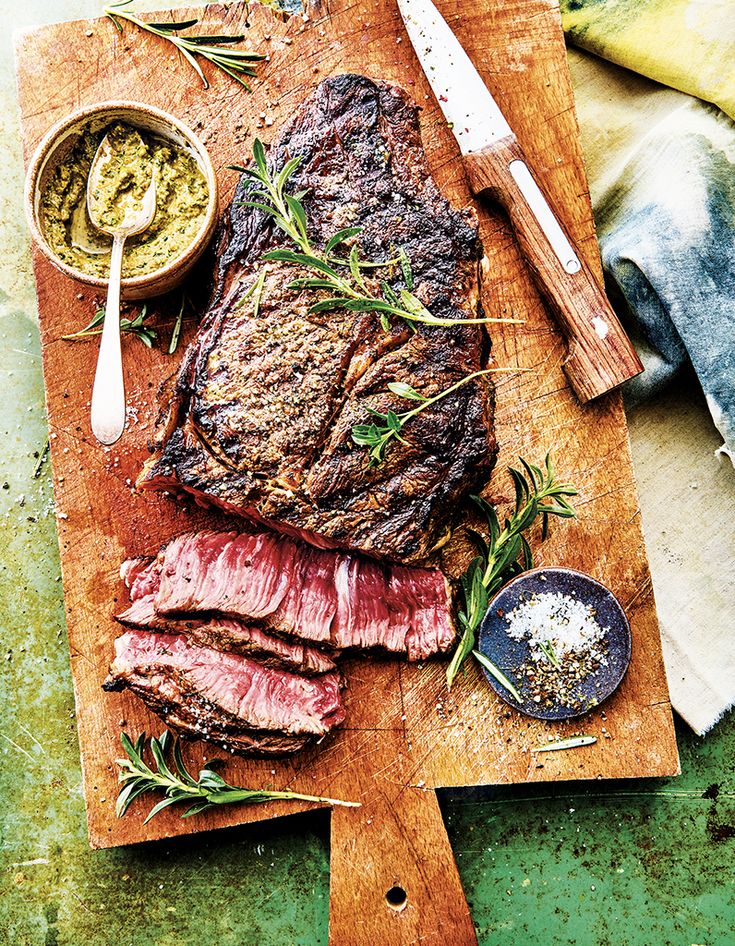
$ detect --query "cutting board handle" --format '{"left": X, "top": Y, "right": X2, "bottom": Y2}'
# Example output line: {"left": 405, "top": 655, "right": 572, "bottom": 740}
{"left": 329, "top": 786, "right": 477, "bottom": 945}
{"left": 464, "top": 136, "right": 643, "bottom": 403}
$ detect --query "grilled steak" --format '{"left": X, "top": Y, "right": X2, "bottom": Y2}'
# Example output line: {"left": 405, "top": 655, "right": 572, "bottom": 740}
{"left": 132, "top": 530, "right": 455, "bottom": 661}
{"left": 117, "top": 559, "right": 338, "bottom": 676}
{"left": 138, "top": 73, "right": 496, "bottom": 562}
{"left": 103, "top": 629, "right": 345, "bottom": 755}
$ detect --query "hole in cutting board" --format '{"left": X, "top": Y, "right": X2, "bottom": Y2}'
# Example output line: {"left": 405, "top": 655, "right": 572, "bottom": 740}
{"left": 385, "top": 885, "right": 408, "bottom": 911}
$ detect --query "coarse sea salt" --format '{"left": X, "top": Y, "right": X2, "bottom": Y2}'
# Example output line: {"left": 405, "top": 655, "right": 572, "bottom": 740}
{"left": 505, "top": 591, "right": 608, "bottom": 659}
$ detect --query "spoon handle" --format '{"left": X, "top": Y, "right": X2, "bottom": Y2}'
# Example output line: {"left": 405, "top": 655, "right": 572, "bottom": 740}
{"left": 91, "top": 234, "right": 126, "bottom": 445}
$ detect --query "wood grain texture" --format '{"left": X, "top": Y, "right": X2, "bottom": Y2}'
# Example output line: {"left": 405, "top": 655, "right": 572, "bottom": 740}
{"left": 464, "top": 136, "right": 644, "bottom": 401}
{"left": 14, "top": 0, "right": 679, "bottom": 941}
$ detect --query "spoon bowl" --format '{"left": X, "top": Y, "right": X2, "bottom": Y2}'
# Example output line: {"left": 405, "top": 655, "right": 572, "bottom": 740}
{"left": 86, "top": 131, "right": 157, "bottom": 239}
{"left": 87, "top": 129, "right": 157, "bottom": 446}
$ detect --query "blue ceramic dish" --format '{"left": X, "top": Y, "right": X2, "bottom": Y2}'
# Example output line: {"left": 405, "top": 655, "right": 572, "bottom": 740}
{"left": 476, "top": 566, "right": 632, "bottom": 720}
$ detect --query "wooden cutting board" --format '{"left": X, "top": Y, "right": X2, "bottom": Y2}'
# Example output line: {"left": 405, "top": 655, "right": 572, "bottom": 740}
{"left": 15, "top": 1, "right": 679, "bottom": 942}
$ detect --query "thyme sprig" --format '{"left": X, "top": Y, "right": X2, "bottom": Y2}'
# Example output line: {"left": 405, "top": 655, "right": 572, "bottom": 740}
{"left": 446, "top": 454, "right": 578, "bottom": 689}
{"left": 230, "top": 140, "right": 522, "bottom": 331}
{"left": 62, "top": 304, "right": 157, "bottom": 347}
{"left": 351, "top": 369, "right": 527, "bottom": 466}
{"left": 115, "top": 731, "right": 359, "bottom": 824}
{"left": 104, "top": 1, "right": 265, "bottom": 89}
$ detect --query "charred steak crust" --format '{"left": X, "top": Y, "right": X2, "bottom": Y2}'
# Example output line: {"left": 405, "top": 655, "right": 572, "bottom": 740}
{"left": 138, "top": 74, "right": 497, "bottom": 562}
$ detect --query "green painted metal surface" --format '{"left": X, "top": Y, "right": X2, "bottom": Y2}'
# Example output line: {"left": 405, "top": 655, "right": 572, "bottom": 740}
{"left": 1, "top": 3, "right": 734, "bottom": 943}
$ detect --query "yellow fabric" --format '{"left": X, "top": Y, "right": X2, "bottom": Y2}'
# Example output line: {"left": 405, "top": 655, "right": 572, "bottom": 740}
{"left": 561, "top": 0, "right": 735, "bottom": 120}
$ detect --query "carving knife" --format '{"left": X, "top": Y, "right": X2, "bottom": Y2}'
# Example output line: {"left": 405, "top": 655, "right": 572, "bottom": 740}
{"left": 396, "top": 0, "right": 643, "bottom": 403}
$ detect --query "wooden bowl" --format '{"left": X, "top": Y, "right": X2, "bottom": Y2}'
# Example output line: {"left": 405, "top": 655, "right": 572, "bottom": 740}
{"left": 24, "top": 100, "right": 219, "bottom": 301}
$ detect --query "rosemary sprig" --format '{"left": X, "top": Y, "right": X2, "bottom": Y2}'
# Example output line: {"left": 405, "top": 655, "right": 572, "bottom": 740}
{"left": 115, "top": 731, "right": 359, "bottom": 823}
{"left": 351, "top": 369, "right": 527, "bottom": 466}
{"left": 104, "top": 1, "right": 266, "bottom": 90}
{"left": 62, "top": 305, "right": 157, "bottom": 347}
{"left": 230, "top": 140, "right": 522, "bottom": 331}
{"left": 446, "top": 454, "right": 578, "bottom": 689}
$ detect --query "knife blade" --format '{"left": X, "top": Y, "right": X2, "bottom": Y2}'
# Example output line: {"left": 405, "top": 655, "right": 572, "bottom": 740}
{"left": 397, "top": 0, "right": 643, "bottom": 403}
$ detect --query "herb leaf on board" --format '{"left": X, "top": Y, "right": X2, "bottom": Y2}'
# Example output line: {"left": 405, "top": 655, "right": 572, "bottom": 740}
{"left": 532, "top": 736, "right": 597, "bottom": 753}
{"left": 168, "top": 294, "right": 187, "bottom": 354}
{"left": 115, "top": 731, "right": 359, "bottom": 823}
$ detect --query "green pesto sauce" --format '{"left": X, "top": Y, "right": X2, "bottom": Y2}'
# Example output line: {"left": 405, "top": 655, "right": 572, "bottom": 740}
{"left": 86, "top": 122, "right": 152, "bottom": 231}
{"left": 40, "top": 121, "right": 209, "bottom": 279}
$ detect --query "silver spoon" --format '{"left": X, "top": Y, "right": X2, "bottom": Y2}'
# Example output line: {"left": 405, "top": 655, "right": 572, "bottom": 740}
{"left": 86, "top": 131, "right": 156, "bottom": 445}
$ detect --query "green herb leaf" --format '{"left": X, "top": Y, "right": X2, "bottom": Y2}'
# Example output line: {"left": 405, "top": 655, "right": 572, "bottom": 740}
{"left": 387, "top": 381, "right": 427, "bottom": 402}
{"left": 325, "top": 227, "right": 362, "bottom": 255}
{"left": 472, "top": 650, "right": 523, "bottom": 702}
{"left": 532, "top": 736, "right": 597, "bottom": 753}
{"left": 381, "top": 280, "right": 400, "bottom": 306}
{"left": 253, "top": 138, "right": 268, "bottom": 175}
{"left": 276, "top": 156, "right": 303, "bottom": 190}
{"left": 262, "top": 249, "right": 340, "bottom": 279}
{"left": 308, "top": 297, "right": 356, "bottom": 314}
{"left": 348, "top": 244, "right": 367, "bottom": 291}
{"left": 351, "top": 423, "right": 383, "bottom": 446}
{"left": 285, "top": 194, "right": 308, "bottom": 241}
{"left": 147, "top": 18, "right": 200, "bottom": 30}
{"left": 168, "top": 294, "right": 186, "bottom": 354}
{"left": 398, "top": 246, "right": 414, "bottom": 291}
{"left": 183, "top": 37, "right": 251, "bottom": 50}
{"left": 287, "top": 278, "right": 338, "bottom": 291}
{"left": 251, "top": 273, "right": 265, "bottom": 320}
{"left": 386, "top": 410, "right": 402, "bottom": 433}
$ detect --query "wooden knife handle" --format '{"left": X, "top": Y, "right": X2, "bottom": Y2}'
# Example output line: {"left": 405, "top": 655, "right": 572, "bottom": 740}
{"left": 464, "top": 137, "right": 643, "bottom": 403}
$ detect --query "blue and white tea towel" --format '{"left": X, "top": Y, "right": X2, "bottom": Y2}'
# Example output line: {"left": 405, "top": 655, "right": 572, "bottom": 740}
{"left": 562, "top": 0, "right": 735, "bottom": 462}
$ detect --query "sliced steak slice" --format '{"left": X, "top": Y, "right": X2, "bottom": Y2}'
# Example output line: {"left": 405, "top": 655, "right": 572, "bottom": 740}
{"left": 103, "top": 629, "right": 345, "bottom": 755}
{"left": 149, "top": 530, "right": 455, "bottom": 661}
{"left": 116, "top": 558, "right": 338, "bottom": 676}
{"left": 120, "top": 556, "right": 160, "bottom": 600}
{"left": 137, "top": 73, "right": 496, "bottom": 562}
